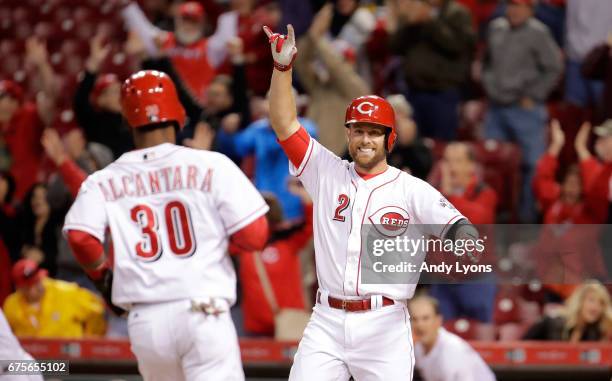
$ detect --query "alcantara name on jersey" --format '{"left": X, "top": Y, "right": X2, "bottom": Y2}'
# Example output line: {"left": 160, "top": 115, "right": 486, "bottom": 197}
{"left": 97, "top": 165, "right": 213, "bottom": 202}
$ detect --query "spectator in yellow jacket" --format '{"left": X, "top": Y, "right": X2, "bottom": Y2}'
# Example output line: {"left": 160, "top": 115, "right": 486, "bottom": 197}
{"left": 3, "top": 259, "right": 106, "bottom": 338}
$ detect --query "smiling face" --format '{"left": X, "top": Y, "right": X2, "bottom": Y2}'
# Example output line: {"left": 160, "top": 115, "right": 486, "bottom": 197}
{"left": 346, "top": 123, "right": 388, "bottom": 173}
{"left": 580, "top": 290, "right": 605, "bottom": 324}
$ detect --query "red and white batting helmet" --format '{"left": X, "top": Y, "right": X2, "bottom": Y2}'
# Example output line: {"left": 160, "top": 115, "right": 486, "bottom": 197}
{"left": 345, "top": 95, "right": 397, "bottom": 151}
{"left": 120, "top": 70, "right": 186, "bottom": 129}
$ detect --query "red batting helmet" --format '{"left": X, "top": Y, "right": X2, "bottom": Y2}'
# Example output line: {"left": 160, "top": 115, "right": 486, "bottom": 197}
{"left": 345, "top": 95, "right": 397, "bottom": 151}
{"left": 120, "top": 70, "right": 186, "bottom": 129}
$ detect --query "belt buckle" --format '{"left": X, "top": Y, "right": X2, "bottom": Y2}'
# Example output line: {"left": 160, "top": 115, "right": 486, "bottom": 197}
{"left": 342, "top": 299, "right": 349, "bottom": 310}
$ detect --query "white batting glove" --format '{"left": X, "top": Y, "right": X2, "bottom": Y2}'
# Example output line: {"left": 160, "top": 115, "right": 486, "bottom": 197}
{"left": 263, "top": 24, "right": 297, "bottom": 72}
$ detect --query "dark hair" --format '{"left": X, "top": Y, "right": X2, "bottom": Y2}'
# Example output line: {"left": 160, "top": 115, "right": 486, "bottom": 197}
{"left": 22, "top": 183, "right": 48, "bottom": 218}
{"left": 0, "top": 171, "right": 16, "bottom": 204}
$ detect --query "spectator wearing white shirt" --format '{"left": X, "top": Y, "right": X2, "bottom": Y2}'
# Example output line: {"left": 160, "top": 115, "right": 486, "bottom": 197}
{"left": 410, "top": 295, "right": 496, "bottom": 381}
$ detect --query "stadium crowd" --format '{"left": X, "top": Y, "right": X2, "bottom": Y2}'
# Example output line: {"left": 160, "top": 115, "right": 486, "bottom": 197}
{"left": 0, "top": 0, "right": 611, "bottom": 347}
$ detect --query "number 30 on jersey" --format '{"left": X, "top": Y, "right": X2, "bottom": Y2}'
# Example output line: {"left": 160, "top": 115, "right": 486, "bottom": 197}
{"left": 130, "top": 200, "right": 196, "bottom": 261}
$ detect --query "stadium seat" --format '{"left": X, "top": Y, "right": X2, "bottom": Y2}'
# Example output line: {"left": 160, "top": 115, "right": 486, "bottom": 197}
{"left": 444, "top": 318, "right": 478, "bottom": 340}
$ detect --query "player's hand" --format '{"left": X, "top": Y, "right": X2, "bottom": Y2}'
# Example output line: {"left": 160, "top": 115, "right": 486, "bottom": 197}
{"left": 41, "top": 128, "right": 67, "bottom": 166}
{"left": 86, "top": 32, "right": 112, "bottom": 73}
{"left": 574, "top": 121, "right": 592, "bottom": 161}
{"left": 263, "top": 24, "right": 297, "bottom": 72}
{"left": 547, "top": 119, "right": 565, "bottom": 156}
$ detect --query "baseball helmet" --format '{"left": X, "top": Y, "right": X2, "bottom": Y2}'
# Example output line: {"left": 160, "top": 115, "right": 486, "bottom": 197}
{"left": 120, "top": 70, "right": 186, "bottom": 129}
{"left": 345, "top": 95, "right": 396, "bottom": 151}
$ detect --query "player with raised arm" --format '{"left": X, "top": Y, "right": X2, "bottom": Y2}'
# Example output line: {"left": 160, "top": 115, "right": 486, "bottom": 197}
{"left": 63, "top": 70, "right": 269, "bottom": 381}
{"left": 263, "top": 25, "right": 479, "bottom": 380}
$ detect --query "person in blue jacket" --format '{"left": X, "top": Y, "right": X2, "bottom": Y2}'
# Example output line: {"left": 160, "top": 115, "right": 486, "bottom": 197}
{"left": 216, "top": 104, "right": 318, "bottom": 221}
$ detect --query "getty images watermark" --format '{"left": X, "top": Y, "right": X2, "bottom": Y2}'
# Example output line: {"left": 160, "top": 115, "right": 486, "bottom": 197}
{"left": 360, "top": 223, "right": 612, "bottom": 285}
{"left": 371, "top": 234, "right": 491, "bottom": 275}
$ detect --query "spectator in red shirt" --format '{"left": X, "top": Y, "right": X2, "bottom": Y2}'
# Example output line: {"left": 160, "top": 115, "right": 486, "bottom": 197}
{"left": 210, "top": 0, "right": 279, "bottom": 96}
{"left": 122, "top": 1, "right": 228, "bottom": 103}
{"left": 235, "top": 182, "right": 313, "bottom": 336}
{"left": 533, "top": 119, "right": 607, "bottom": 224}
{"left": 437, "top": 142, "right": 498, "bottom": 224}
{"left": 0, "top": 38, "right": 58, "bottom": 201}
{"left": 531, "top": 120, "right": 609, "bottom": 285}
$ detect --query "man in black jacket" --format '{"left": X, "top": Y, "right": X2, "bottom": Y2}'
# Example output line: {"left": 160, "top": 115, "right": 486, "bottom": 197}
{"left": 73, "top": 34, "right": 133, "bottom": 158}
{"left": 387, "top": 0, "right": 476, "bottom": 141}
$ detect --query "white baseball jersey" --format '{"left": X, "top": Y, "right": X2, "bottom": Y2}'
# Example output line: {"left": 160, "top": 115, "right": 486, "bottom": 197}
{"left": 290, "top": 137, "right": 464, "bottom": 300}
{"left": 0, "top": 311, "right": 43, "bottom": 381}
{"left": 63, "top": 143, "right": 268, "bottom": 308}
{"left": 415, "top": 328, "right": 496, "bottom": 381}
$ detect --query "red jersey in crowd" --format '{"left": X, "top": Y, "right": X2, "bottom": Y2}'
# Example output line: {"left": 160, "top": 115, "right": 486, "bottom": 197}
{"left": 1, "top": 102, "right": 45, "bottom": 201}
{"left": 163, "top": 33, "right": 216, "bottom": 103}
{"left": 237, "top": 203, "right": 313, "bottom": 336}
{"left": 445, "top": 176, "right": 498, "bottom": 225}
{"left": 532, "top": 154, "right": 608, "bottom": 282}
{"left": 533, "top": 153, "right": 606, "bottom": 224}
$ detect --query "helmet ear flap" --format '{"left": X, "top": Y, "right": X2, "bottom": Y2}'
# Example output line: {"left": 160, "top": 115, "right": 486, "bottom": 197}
{"left": 385, "top": 129, "right": 397, "bottom": 152}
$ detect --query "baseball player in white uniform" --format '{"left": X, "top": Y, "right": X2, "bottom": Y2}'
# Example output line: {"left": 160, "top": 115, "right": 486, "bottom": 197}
{"left": 262, "top": 25, "right": 479, "bottom": 380}
{"left": 0, "top": 310, "right": 43, "bottom": 381}
{"left": 63, "top": 70, "right": 269, "bottom": 380}
{"left": 410, "top": 295, "right": 496, "bottom": 381}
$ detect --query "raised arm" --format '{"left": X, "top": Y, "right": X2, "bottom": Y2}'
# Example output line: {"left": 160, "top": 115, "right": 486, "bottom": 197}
{"left": 263, "top": 25, "right": 300, "bottom": 140}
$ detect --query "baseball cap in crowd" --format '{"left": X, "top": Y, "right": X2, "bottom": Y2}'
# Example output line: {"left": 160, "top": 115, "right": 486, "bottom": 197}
{"left": 594, "top": 119, "right": 612, "bottom": 137}
{"left": 91, "top": 74, "right": 119, "bottom": 105}
{"left": 178, "top": 2, "right": 205, "bottom": 22}
{"left": 0, "top": 80, "right": 24, "bottom": 103}
{"left": 12, "top": 259, "right": 48, "bottom": 289}
{"left": 508, "top": 0, "right": 535, "bottom": 6}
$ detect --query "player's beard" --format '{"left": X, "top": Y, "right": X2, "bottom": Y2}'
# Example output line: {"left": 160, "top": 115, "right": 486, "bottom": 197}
{"left": 348, "top": 143, "right": 387, "bottom": 171}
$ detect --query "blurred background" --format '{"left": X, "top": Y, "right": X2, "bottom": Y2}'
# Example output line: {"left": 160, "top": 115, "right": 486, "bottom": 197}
{"left": 0, "top": 0, "right": 611, "bottom": 379}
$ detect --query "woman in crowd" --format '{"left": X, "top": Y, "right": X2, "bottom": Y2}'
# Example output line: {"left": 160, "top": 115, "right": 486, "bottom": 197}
{"left": 524, "top": 280, "right": 612, "bottom": 341}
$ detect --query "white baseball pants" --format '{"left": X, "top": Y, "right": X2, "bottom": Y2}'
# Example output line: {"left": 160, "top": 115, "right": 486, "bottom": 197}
{"left": 289, "top": 295, "right": 415, "bottom": 380}
{"left": 127, "top": 299, "right": 244, "bottom": 381}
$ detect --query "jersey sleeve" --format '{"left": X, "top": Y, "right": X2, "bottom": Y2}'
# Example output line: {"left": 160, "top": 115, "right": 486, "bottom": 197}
{"left": 411, "top": 179, "right": 465, "bottom": 238}
{"left": 213, "top": 154, "right": 270, "bottom": 235}
{"left": 62, "top": 176, "right": 108, "bottom": 242}
{"left": 280, "top": 126, "right": 343, "bottom": 201}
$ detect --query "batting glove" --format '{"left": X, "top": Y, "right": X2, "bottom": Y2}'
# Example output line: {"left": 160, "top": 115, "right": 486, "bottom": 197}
{"left": 263, "top": 24, "right": 297, "bottom": 72}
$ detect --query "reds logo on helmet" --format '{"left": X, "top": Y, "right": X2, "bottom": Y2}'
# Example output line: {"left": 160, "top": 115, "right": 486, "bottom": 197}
{"left": 368, "top": 206, "right": 410, "bottom": 237}
{"left": 356, "top": 101, "right": 375, "bottom": 117}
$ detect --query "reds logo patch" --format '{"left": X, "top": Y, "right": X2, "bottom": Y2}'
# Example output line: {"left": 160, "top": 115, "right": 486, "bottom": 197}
{"left": 356, "top": 101, "right": 375, "bottom": 117}
{"left": 368, "top": 206, "right": 410, "bottom": 237}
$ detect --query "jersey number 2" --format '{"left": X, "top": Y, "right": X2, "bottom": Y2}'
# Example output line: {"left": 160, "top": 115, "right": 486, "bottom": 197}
{"left": 333, "top": 194, "right": 350, "bottom": 222}
{"left": 130, "top": 201, "right": 196, "bottom": 261}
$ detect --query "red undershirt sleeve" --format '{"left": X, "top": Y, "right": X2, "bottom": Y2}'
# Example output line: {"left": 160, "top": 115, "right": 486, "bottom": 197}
{"left": 278, "top": 126, "right": 311, "bottom": 168}
{"left": 229, "top": 214, "right": 269, "bottom": 253}
{"left": 65, "top": 230, "right": 107, "bottom": 280}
